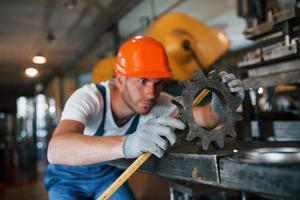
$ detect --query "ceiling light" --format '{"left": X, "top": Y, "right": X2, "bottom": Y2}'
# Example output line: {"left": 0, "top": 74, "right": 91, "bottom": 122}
{"left": 25, "top": 67, "right": 39, "bottom": 78}
{"left": 32, "top": 55, "right": 47, "bottom": 64}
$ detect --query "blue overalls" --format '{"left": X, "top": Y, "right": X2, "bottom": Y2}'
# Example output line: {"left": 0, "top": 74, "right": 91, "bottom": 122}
{"left": 44, "top": 84, "right": 140, "bottom": 200}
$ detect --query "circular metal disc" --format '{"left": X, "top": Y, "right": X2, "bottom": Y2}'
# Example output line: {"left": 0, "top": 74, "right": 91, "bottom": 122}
{"left": 232, "top": 147, "right": 300, "bottom": 164}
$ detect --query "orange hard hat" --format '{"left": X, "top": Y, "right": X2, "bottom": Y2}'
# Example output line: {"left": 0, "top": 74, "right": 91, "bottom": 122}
{"left": 114, "top": 36, "right": 172, "bottom": 78}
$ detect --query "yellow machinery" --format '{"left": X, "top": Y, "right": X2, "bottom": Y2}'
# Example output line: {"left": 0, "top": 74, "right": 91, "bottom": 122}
{"left": 91, "top": 55, "right": 116, "bottom": 83}
{"left": 145, "top": 12, "right": 230, "bottom": 80}
{"left": 92, "top": 13, "right": 229, "bottom": 82}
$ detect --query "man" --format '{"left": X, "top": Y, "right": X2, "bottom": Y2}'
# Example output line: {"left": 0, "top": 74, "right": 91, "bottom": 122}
{"left": 44, "top": 36, "right": 244, "bottom": 200}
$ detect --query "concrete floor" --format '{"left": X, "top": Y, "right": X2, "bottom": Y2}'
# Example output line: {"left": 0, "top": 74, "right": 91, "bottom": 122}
{"left": 1, "top": 161, "right": 48, "bottom": 200}
{"left": 2, "top": 175, "right": 48, "bottom": 200}
{"left": 0, "top": 162, "right": 170, "bottom": 200}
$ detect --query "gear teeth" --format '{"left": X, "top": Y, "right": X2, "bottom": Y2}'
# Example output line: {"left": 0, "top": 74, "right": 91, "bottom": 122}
{"left": 186, "top": 133, "right": 194, "bottom": 141}
{"left": 226, "top": 126, "right": 237, "bottom": 137}
{"left": 216, "top": 138, "right": 225, "bottom": 149}
{"left": 181, "top": 70, "right": 242, "bottom": 151}
{"left": 201, "top": 137, "right": 210, "bottom": 150}
{"left": 233, "top": 113, "right": 242, "bottom": 121}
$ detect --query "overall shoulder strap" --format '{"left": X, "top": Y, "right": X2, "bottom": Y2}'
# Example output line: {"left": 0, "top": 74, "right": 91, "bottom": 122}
{"left": 95, "top": 83, "right": 140, "bottom": 136}
{"left": 95, "top": 84, "right": 107, "bottom": 136}
{"left": 125, "top": 115, "right": 140, "bottom": 135}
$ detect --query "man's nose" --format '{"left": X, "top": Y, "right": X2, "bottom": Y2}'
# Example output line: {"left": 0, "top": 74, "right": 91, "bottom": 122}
{"left": 145, "top": 83, "right": 155, "bottom": 99}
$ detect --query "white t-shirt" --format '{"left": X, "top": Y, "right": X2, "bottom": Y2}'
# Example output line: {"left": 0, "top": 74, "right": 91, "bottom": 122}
{"left": 60, "top": 81, "right": 176, "bottom": 136}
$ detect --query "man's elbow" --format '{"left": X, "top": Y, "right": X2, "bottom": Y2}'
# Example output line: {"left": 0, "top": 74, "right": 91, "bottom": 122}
{"left": 47, "top": 137, "right": 60, "bottom": 164}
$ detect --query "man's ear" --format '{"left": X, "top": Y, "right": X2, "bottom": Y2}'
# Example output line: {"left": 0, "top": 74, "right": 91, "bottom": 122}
{"left": 115, "top": 73, "right": 126, "bottom": 88}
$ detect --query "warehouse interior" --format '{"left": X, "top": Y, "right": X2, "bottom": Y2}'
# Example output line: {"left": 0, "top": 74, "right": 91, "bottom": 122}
{"left": 0, "top": 0, "right": 300, "bottom": 199}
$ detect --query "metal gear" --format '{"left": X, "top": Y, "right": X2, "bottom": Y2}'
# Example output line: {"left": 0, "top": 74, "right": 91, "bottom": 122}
{"left": 178, "top": 70, "right": 242, "bottom": 150}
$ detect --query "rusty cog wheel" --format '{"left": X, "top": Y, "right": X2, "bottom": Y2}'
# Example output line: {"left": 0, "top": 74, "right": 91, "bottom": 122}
{"left": 178, "top": 70, "right": 242, "bottom": 150}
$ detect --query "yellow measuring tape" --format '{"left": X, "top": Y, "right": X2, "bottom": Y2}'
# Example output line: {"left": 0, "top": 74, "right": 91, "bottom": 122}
{"left": 192, "top": 89, "right": 210, "bottom": 106}
{"left": 97, "top": 152, "right": 152, "bottom": 200}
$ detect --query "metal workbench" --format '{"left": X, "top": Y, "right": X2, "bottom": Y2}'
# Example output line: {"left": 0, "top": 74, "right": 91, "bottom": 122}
{"left": 110, "top": 141, "right": 300, "bottom": 199}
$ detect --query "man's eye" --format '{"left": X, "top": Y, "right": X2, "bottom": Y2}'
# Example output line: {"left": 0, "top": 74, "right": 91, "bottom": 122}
{"left": 139, "top": 79, "right": 147, "bottom": 85}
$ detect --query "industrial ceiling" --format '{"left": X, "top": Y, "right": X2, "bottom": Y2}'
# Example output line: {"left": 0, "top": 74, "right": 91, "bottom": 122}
{"left": 0, "top": 0, "right": 139, "bottom": 110}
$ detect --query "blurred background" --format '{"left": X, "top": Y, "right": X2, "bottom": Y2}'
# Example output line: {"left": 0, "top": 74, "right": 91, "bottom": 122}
{"left": 0, "top": 0, "right": 299, "bottom": 199}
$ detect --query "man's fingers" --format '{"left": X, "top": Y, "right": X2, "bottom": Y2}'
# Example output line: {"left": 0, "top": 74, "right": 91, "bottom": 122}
{"left": 150, "top": 146, "right": 164, "bottom": 158}
{"left": 217, "top": 72, "right": 244, "bottom": 99}
{"left": 220, "top": 73, "right": 236, "bottom": 83}
{"left": 158, "top": 128, "right": 177, "bottom": 145}
{"left": 148, "top": 122, "right": 177, "bottom": 145}
{"left": 230, "top": 87, "right": 245, "bottom": 99}
{"left": 208, "top": 70, "right": 217, "bottom": 77}
{"left": 155, "top": 136, "right": 169, "bottom": 151}
{"left": 218, "top": 71, "right": 228, "bottom": 78}
{"left": 230, "top": 86, "right": 243, "bottom": 93}
{"left": 157, "top": 116, "right": 186, "bottom": 130}
{"left": 227, "top": 79, "right": 242, "bottom": 88}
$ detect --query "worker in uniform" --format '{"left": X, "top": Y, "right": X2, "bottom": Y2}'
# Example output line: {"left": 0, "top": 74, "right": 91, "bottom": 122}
{"left": 44, "top": 36, "right": 244, "bottom": 200}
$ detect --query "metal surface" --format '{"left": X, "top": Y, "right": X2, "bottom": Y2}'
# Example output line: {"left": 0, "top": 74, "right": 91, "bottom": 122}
{"left": 237, "top": 49, "right": 262, "bottom": 68}
{"left": 247, "top": 58, "right": 300, "bottom": 77}
{"left": 219, "top": 156, "right": 300, "bottom": 199}
{"left": 243, "top": 5, "right": 300, "bottom": 40}
{"left": 231, "top": 147, "right": 300, "bottom": 164}
{"left": 237, "top": 1, "right": 300, "bottom": 70}
{"left": 111, "top": 151, "right": 232, "bottom": 184}
{"left": 110, "top": 141, "right": 300, "bottom": 199}
{"left": 179, "top": 70, "right": 242, "bottom": 150}
{"left": 237, "top": 39, "right": 300, "bottom": 68}
{"left": 262, "top": 39, "right": 299, "bottom": 61}
{"left": 242, "top": 67, "right": 300, "bottom": 90}
{"left": 241, "top": 57, "right": 300, "bottom": 90}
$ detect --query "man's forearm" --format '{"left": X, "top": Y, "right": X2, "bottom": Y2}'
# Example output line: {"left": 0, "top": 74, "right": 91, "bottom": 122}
{"left": 47, "top": 133, "right": 125, "bottom": 166}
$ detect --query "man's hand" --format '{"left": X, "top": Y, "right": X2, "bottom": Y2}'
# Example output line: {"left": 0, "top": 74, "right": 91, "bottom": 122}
{"left": 122, "top": 116, "right": 186, "bottom": 159}
{"left": 211, "top": 71, "right": 245, "bottom": 116}
{"left": 218, "top": 71, "right": 245, "bottom": 100}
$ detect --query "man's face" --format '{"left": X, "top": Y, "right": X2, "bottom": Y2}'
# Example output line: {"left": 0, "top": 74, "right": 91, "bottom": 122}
{"left": 119, "top": 76, "right": 164, "bottom": 114}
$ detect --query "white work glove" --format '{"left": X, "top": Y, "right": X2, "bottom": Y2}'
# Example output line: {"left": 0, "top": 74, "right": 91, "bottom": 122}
{"left": 122, "top": 116, "right": 186, "bottom": 159}
{"left": 211, "top": 71, "right": 245, "bottom": 116}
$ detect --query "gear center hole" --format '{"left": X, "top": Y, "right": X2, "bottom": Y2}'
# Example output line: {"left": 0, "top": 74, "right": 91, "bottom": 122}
{"left": 192, "top": 88, "right": 225, "bottom": 131}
